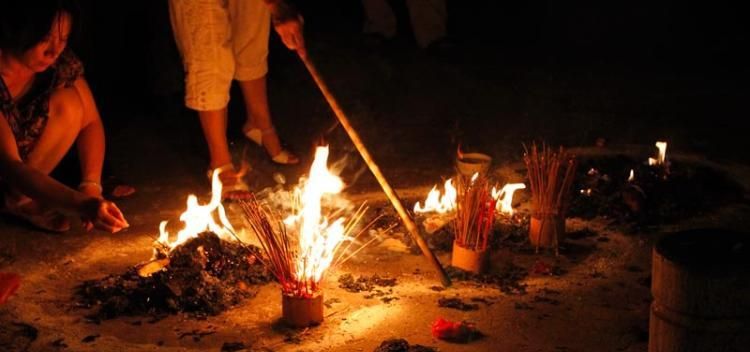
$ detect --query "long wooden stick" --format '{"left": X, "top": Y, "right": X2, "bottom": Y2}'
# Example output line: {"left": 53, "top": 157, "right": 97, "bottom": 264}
{"left": 299, "top": 53, "right": 451, "bottom": 287}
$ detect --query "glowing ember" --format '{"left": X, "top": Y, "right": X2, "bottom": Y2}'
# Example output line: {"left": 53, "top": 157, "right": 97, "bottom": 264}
{"left": 491, "top": 183, "right": 526, "bottom": 215}
{"left": 157, "top": 170, "right": 236, "bottom": 251}
{"left": 413, "top": 178, "right": 457, "bottom": 214}
{"left": 648, "top": 141, "right": 668, "bottom": 166}
{"left": 285, "top": 146, "right": 349, "bottom": 291}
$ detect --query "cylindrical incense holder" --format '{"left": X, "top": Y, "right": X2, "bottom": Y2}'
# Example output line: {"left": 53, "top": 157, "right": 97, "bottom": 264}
{"left": 451, "top": 241, "right": 489, "bottom": 274}
{"left": 282, "top": 293, "right": 324, "bottom": 328}
{"left": 456, "top": 152, "right": 492, "bottom": 177}
{"left": 529, "top": 215, "right": 565, "bottom": 248}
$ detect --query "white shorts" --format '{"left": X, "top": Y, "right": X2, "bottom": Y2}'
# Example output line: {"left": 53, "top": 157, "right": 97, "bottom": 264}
{"left": 169, "top": 0, "right": 271, "bottom": 111}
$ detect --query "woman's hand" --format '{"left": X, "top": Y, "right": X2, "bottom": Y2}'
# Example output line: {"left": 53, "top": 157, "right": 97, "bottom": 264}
{"left": 269, "top": 1, "right": 307, "bottom": 58}
{"left": 79, "top": 197, "right": 129, "bottom": 233}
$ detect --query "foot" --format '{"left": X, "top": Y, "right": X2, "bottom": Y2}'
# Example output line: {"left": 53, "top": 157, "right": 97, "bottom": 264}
{"left": 207, "top": 164, "right": 253, "bottom": 201}
{"left": 0, "top": 195, "right": 70, "bottom": 233}
{"left": 242, "top": 125, "right": 300, "bottom": 165}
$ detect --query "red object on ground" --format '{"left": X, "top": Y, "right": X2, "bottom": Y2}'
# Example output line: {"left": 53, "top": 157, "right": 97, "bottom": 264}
{"left": 431, "top": 317, "right": 481, "bottom": 343}
{"left": 0, "top": 272, "right": 21, "bottom": 304}
{"left": 531, "top": 259, "right": 553, "bottom": 275}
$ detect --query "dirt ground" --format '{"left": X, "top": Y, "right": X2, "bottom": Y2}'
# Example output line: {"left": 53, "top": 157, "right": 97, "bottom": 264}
{"left": 2, "top": 3, "right": 750, "bottom": 351}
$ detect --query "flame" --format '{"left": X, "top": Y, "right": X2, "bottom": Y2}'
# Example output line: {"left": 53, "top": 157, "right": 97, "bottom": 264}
{"left": 491, "top": 183, "right": 526, "bottom": 215}
{"left": 628, "top": 169, "right": 635, "bottom": 182}
{"left": 157, "top": 171, "right": 236, "bottom": 251}
{"left": 414, "top": 178, "right": 457, "bottom": 214}
{"left": 648, "top": 141, "right": 668, "bottom": 166}
{"left": 656, "top": 141, "right": 667, "bottom": 164}
{"left": 285, "top": 146, "right": 348, "bottom": 287}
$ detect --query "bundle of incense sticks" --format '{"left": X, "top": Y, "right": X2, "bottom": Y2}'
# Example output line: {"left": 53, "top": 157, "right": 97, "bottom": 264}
{"left": 523, "top": 143, "right": 578, "bottom": 252}
{"left": 239, "top": 198, "right": 374, "bottom": 298}
{"left": 452, "top": 173, "right": 497, "bottom": 251}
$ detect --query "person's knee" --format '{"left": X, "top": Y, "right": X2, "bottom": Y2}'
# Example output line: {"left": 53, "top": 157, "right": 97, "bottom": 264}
{"left": 184, "top": 65, "right": 233, "bottom": 111}
{"left": 48, "top": 87, "right": 84, "bottom": 130}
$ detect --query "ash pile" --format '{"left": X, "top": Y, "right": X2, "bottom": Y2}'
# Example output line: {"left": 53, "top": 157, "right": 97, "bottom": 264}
{"left": 76, "top": 232, "right": 272, "bottom": 320}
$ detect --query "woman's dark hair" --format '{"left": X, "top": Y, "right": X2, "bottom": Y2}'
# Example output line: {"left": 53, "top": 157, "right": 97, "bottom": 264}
{"left": 0, "top": 0, "right": 80, "bottom": 55}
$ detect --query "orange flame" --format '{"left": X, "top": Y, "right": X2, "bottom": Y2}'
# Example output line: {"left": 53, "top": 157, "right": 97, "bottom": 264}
{"left": 648, "top": 141, "right": 668, "bottom": 166}
{"left": 284, "top": 146, "right": 349, "bottom": 287}
{"left": 157, "top": 171, "right": 236, "bottom": 251}
{"left": 413, "top": 178, "right": 457, "bottom": 214}
{"left": 491, "top": 183, "right": 526, "bottom": 215}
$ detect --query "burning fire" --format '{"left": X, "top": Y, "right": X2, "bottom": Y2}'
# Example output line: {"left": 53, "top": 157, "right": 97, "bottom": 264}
{"left": 628, "top": 169, "right": 635, "bottom": 182}
{"left": 413, "top": 179, "right": 457, "bottom": 214}
{"left": 414, "top": 176, "right": 525, "bottom": 216}
{"left": 648, "top": 141, "right": 668, "bottom": 166}
{"left": 491, "top": 183, "right": 526, "bottom": 215}
{"left": 157, "top": 170, "right": 236, "bottom": 251}
{"left": 284, "top": 146, "right": 350, "bottom": 292}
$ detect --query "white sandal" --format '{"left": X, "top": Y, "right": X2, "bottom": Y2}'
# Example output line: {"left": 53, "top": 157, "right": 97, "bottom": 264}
{"left": 242, "top": 126, "right": 300, "bottom": 165}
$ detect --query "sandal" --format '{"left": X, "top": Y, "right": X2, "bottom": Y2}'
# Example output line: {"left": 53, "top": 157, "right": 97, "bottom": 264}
{"left": 207, "top": 164, "right": 253, "bottom": 201}
{"left": 243, "top": 126, "right": 300, "bottom": 165}
{"left": 0, "top": 196, "right": 70, "bottom": 233}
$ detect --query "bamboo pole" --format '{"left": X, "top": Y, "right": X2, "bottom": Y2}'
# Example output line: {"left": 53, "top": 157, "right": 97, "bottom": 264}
{"left": 299, "top": 53, "right": 451, "bottom": 287}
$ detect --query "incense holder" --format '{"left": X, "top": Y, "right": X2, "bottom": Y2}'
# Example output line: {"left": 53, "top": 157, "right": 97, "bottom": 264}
{"left": 456, "top": 152, "right": 492, "bottom": 176}
{"left": 282, "top": 292, "right": 324, "bottom": 328}
{"left": 529, "top": 215, "right": 565, "bottom": 248}
{"left": 451, "top": 241, "right": 489, "bottom": 274}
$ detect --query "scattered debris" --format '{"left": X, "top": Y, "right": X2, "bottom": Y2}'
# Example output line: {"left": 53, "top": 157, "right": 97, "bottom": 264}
{"left": 178, "top": 328, "right": 216, "bottom": 342}
{"left": 221, "top": 341, "right": 247, "bottom": 351}
{"left": 470, "top": 297, "right": 496, "bottom": 306}
{"left": 81, "top": 334, "right": 100, "bottom": 343}
{"left": 324, "top": 298, "right": 341, "bottom": 308}
{"left": 338, "top": 274, "right": 398, "bottom": 293}
{"left": 431, "top": 318, "right": 483, "bottom": 343}
{"left": 75, "top": 232, "right": 272, "bottom": 320}
{"left": 373, "top": 338, "right": 437, "bottom": 352}
{"left": 533, "top": 295, "right": 561, "bottom": 306}
{"left": 51, "top": 338, "right": 68, "bottom": 349}
{"left": 437, "top": 297, "right": 479, "bottom": 311}
{"left": 0, "top": 322, "right": 38, "bottom": 351}
{"left": 447, "top": 264, "right": 528, "bottom": 295}
{"left": 514, "top": 302, "right": 533, "bottom": 310}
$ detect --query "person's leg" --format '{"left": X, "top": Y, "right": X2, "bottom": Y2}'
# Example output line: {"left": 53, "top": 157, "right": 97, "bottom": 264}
{"left": 26, "top": 87, "right": 84, "bottom": 174}
{"left": 4, "top": 86, "right": 85, "bottom": 232}
{"left": 169, "top": 0, "right": 238, "bottom": 172}
{"left": 405, "top": 0, "right": 447, "bottom": 48}
{"left": 362, "top": 0, "right": 398, "bottom": 39}
{"left": 198, "top": 108, "right": 232, "bottom": 169}
{"left": 230, "top": 0, "right": 298, "bottom": 164}
{"left": 237, "top": 78, "right": 289, "bottom": 160}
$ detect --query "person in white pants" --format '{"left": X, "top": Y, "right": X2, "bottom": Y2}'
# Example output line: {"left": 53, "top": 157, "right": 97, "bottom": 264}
{"left": 168, "top": 0, "right": 306, "bottom": 199}
{"left": 362, "top": 0, "right": 447, "bottom": 49}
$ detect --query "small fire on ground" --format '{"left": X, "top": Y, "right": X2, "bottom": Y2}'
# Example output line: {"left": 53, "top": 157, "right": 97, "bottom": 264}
{"left": 414, "top": 177, "right": 525, "bottom": 216}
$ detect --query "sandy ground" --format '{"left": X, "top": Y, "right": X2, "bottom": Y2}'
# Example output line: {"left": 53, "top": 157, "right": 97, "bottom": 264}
{"left": 2, "top": 130, "right": 749, "bottom": 352}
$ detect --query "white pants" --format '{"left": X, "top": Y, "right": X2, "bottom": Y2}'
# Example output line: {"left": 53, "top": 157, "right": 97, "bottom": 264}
{"left": 169, "top": 0, "right": 271, "bottom": 111}
{"left": 362, "top": 0, "right": 446, "bottom": 48}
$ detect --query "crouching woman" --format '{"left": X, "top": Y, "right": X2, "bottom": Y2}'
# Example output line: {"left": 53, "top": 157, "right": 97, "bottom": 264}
{"left": 0, "top": 0, "right": 128, "bottom": 233}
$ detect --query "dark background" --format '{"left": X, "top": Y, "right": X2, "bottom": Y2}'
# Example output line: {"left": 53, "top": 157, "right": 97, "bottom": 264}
{"left": 68, "top": 0, "right": 750, "bottom": 175}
